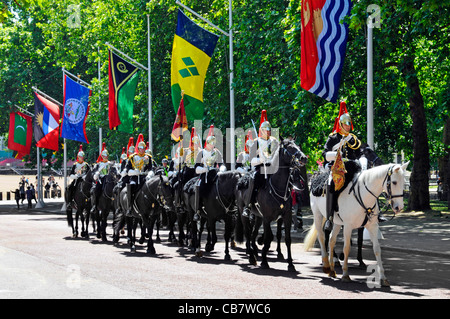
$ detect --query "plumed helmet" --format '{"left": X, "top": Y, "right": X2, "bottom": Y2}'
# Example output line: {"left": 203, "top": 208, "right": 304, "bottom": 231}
{"left": 339, "top": 113, "right": 352, "bottom": 127}
{"left": 128, "top": 145, "right": 135, "bottom": 154}
{"left": 77, "top": 151, "right": 85, "bottom": 158}
{"left": 260, "top": 121, "right": 271, "bottom": 132}
{"left": 101, "top": 149, "right": 109, "bottom": 158}
{"left": 120, "top": 153, "right": 128, "bottom": 161}
{"left": 206, "top": 135, "right": 216, "bottom": 147}
{"left": 137, "top": 141, "right": 146, "bottom": 150}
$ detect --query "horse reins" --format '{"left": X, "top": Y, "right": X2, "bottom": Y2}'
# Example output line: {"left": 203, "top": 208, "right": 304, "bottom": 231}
{"left": 351, "top": 165, "right": 404, "bottom": 224}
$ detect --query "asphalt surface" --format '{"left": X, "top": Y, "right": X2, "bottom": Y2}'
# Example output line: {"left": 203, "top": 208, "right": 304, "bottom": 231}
{"left": 0, "top": 198, "right": 449, "bottom": 301}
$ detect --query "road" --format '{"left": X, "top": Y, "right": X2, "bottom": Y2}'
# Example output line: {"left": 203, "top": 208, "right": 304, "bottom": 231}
{"left": 0, "top": 201, "right": 449, "bottom": 302}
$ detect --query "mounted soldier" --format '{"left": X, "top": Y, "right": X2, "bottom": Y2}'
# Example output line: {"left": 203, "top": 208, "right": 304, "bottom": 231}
{"left": 236, "top": 129, "right": 254, "bottom": 174}
{"left": 322, "top": 101, "right": 363, "bottom": 232}
{"left": 242, "top": 110, "right": 279, "bottom": 217}
{"left": 66, "top": 145, "right": 91, "bottom": 209}
{"left": 125, "top": 138, "right": 152, "bottom": 216}
{"left": 90, "top": 144, "right": 114, "bottom": 214}
{"left": 193, "top": 125, "right": 224, "bottom": 221}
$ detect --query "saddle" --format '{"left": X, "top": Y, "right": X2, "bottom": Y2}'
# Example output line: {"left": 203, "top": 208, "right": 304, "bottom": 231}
{"left": 311, "top": 160, "right": 361, "bottom": 197}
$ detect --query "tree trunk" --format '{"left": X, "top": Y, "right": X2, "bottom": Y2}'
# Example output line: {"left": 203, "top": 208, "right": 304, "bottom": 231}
{"left": 402, "top": 57, "right": 430, "bottom": 211}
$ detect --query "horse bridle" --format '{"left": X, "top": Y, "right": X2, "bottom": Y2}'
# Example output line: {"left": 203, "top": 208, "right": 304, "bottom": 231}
{"left": 352, "top": 165, "right": 405, "bottom": 220}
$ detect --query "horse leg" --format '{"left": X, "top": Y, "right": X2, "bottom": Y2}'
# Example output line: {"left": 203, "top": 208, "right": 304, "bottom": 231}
{"left": 127, "top": 216, "right": 136, "bottom": 253}
{"left": 276, "top": 218, "right": 284, "bottom": 260}
{"left": 223, "top": 215, "right": 233, "bottom": 261}
{"left": 283, "top": 213, "right": 295, "bottom": 272}
{"left": 366, "top": 222, "right": 389, "bottom": 287}
{"left": 357, "top": 227, "right": 366, "bottom": 268}
{"left": 101, "top": 210, "right": 108, "bottom": 242}
{"left": 146, "top": 215, "right": 156, "bottom": 255}
{"left": 251, "top": 217, "right": 262, "bottom": 258}
{"left": 341, "top": 225, "right": 353, "bottom": 283}
{"left": 260, "top": 221, "right": 273, "bottom": 269}
{"left": 328, "top": 224, "right": 341, "bottom": 278}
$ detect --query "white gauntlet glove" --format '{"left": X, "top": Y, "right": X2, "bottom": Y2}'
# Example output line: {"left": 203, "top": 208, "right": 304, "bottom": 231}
{"left": 195, "top": 166, "right": 208, "bottom": 174}
{"left": 325, "top": 151, "right": 337, "bottom": 162}
{"left": 128, "top": 169, "right": 139, "bottom": 176}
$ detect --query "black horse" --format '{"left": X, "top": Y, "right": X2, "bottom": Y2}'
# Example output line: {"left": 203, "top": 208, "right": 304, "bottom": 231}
{"left": 65, "top": 169, "right": 94, "bottom": 238}
{"left": 173, "top": 166, "right": 200, "bottom": 248}
{"left": 94, "top": 165, "right": 120, "bottom": 242}
{"left": 116, "top": 174, "right": 175, "bottom": 253}
{"left": 187, "top": 170, "right": 240, "bottom": 260}
{"left": 235, "top": 139, "right": 307, "bottom": 271}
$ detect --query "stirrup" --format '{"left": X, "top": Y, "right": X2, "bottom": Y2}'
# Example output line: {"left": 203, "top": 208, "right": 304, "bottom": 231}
{"left": 193, "top": 212, "right": 201, "bottom": 222}
{"left": 323, "top": 219, "right": 333, "bottom": 232}
{"left": 242, "top": 207, "right": 250, "bottom": 218}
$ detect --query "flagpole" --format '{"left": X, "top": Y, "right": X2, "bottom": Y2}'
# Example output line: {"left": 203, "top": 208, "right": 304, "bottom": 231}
{"left": 35, "top": 147, "right": 45, "bottom": 208}
{"left": 62, "top": 71, "right": 67, "bottom": 211}
{"left": 228, "top": 0, "right": 235, "bottom": 170}
{"left": 147, "top": 14, "right": 153, "bottom": 154}
{"left": 105, "top": 42, "right": 149, "bottom": 71}
{"left": 175, "top": 0, "right": 235, "bottom": 169}
{"left": 367, "top": 22, "right": 374, "bottom": 149}
{"left": 98, "top": 45, "right": 103, "bottom": 158}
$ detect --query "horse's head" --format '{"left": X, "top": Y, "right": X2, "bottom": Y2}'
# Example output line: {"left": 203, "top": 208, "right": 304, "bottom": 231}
{"left": 158, "top": 175, "right": 175, "bottom": 211}
{"left": 361, "top": 143, "right": 383, "bottom": 168}
{"left": 280, "top": 139, "right": 308, "bottom": 169}
{"left": 384, "top": 162, "right": 409, "bottom": 213}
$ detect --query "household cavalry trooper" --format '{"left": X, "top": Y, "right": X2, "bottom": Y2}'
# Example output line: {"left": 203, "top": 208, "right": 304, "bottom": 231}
{"left": 66, "top": 145, "right": 91, "bottom": 209}
{"left": 90, "top": 144, "right": 114, "bottom": 214}
{"left": 236, "top": 129, "right": 254, "bottom": 174}
{"left": 193, "top": 125, "right": 224, "bottom": 221}
{"left": 184, "top": 127, "right": 202, "bottom": 169}
{"left": 125, "top": 139, "right": 152, "bottom": 216}
{"left": 322, "top": 101, "right": 363, "bottom": 232}
{"left": 242, "top": 110, "right": 279, "bottom": 217}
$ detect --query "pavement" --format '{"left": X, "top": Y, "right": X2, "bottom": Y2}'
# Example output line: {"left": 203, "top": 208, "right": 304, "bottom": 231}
{"left": 1, "top": 198, "right": 449, "bottom": 259}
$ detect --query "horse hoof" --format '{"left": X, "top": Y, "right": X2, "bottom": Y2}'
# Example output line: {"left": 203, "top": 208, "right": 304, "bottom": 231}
{"left": 381, "top": 279, "right": 390, "bottom": 287}
{"left": 224, "top": 254, "right": 231, "bottom": 261}
{"left": 130, "top": 246, "right": 136, "bottom": 253}
{"left": 230, "top": 240, "right": 236, "bottom": 248}
{"left": 147, "top": 247, "right": 156, "bottom": 255}
{"left": 322, "top": 266, "right": 331, "bottom": 274}
{"left": 328, "top": 270, "right": 337, "bottom": 278}
{"left": 341, "top": 275, "right": 351, "bottom": 283}
{"left": 249, "top": 257, "right": 257, "bottom": 266}
{"left": 196, "top": 250, "right": 203, "bottom": 258}
{"left": 260, "top": 262, "right": 270, "bottom": 269}
{"left": 96, "top": 233, "right": 101, "bottom": 239}
{"left": 358, "top": 262, "right": 367, "bottom": 270}
{"left": 288, "top": 265, "right": 296, "bottom": 272}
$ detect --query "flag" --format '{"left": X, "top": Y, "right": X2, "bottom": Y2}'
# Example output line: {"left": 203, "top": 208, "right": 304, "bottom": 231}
{"left": 8, "top": 111, "right": 32, "bottom": 159}
{"left": 108, "top": 49, "right": 140, "bottom": 134}
{"left": 171, "top": 94, "right": 188, "bottom": 142}
{"left": 34, "top": 92, "right": 60, "bottom": 151}
{"left": 300, "top": 0, "right": 352, "bottom": 103}
{"left": 61, "top": 75, "right": 91, "bottom": 143}
{"left": 171, "top": 9, "right": 219, "bottom": 121}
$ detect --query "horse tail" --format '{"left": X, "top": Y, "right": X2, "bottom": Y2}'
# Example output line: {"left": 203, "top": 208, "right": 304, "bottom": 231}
{"left": 304, "top": 222, "right": 319, "bottom": 252}
{"left": 66, "top": 208, "right": 73, "bottom": 228}
{"left": 234, "top": 214, "right": 244, "bottom": 244}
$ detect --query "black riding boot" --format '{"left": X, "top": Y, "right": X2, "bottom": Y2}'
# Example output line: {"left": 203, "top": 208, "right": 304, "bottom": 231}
{"left": 324, "top": 183, "right": 334, "bottom": 232}
{"left": 90, "top": 184, "right": 97, "bottom": 214}
{"left": 126, "top": 183, "right": 133, "bottom": 217}
{"left": 242, "top": 172, "right": 256, "bottom": 218}
{"left": 193, "top": 183, "right": 201, "bottom": 221}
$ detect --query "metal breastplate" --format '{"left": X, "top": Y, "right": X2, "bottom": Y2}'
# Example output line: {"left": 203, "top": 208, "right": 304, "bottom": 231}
{"left": 75, "top": 162, "right": 87, "bottom": 175}
{"left": 202, "top": 149, "right": 217, "bottom": 167}
{"left": 132, "top": 154, "right": 149, "bottom": 172}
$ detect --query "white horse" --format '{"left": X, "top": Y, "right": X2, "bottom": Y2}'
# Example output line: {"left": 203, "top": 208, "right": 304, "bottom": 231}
{"left": 304, "top": 162, "right": 409, "bottom": 287}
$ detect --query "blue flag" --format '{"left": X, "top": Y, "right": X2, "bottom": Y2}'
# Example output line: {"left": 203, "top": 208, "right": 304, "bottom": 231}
{"left": 61, "top": 75, "right": 91, "bottom": 143}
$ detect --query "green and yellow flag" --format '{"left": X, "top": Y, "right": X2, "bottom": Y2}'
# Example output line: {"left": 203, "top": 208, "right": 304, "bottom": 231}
{"left": 171, "top": 9, "right": 219, "bottom": 121}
